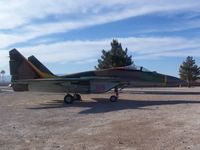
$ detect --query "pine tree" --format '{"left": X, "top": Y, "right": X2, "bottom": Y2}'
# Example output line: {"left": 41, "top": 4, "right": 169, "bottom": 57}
{"left": 0, "top": 70, "right": 5, "bottom": 83}
{"left": 179, "top": 56, "right": 200, "bottom": 87}
{"left": 95, "top": 40, "right": 133, "bottom": 69}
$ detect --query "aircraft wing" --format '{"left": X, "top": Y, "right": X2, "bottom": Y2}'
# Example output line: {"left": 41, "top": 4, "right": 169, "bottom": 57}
{"left": 13, "top": 76, "right": 118, "bottom": 83}
{"left": 12, "top": 77, "right": 120, "bottom": 93}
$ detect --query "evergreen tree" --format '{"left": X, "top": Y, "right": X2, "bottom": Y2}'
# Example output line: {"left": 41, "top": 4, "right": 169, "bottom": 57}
{"left": 95, "top": 40, "right": 133, "bottom": 69}
{"left": 179, "top": 56, "right": 200, "bottom": 87}
{"left": 0, "top": 70, "right": 5, "bottom": 83}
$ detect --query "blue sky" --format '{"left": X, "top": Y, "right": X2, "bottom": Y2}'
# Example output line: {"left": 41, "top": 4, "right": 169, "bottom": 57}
{"left": 0, "top": 0, "right": 200, "bottom": 77}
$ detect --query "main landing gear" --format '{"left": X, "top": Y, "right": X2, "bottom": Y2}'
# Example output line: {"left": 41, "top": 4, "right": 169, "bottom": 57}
{"left": 109, "top": 86, "right": 118, "bottom": 102}
{"left": 63, "top": 87, "right": 119, "bottom": 104}
{"left": 64, "top": 93, "right": 82, "bottom": 104}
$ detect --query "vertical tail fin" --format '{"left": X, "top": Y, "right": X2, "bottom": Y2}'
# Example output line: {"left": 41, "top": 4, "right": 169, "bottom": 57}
{"left": 9, "top": 49, "right": 47, "bottom": 81}
{"left": 28, "top": 55, "right": 55, "bottom": 76}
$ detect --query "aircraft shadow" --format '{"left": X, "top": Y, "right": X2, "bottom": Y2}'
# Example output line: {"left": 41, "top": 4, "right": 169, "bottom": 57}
{"left": 122, "top": 91, "right": 200, "bottom": 95}
{"left": 28, "top": 98, "right": 200, "bottom": 114}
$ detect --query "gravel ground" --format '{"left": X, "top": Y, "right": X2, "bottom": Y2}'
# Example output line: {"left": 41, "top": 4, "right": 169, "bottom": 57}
{"left": 0, "top": 87, "right": 200, "bottom": 150}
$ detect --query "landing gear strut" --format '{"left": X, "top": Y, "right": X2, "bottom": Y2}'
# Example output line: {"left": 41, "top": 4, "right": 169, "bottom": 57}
{"left": 109, "top": 87, "right": 118, "bottom": 102}
{"left": 73, "top": 93, "right": 82, "bottom": 101}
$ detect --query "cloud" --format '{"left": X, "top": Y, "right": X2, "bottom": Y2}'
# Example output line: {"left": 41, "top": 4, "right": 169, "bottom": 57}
{"left": 119, "top": 37, "right": 200, "bottom": 54}
{"left": 17, "top": 40, "right": 109, "bottom": 64}
{"left": 1, "top": 1, "right": 200, "bottom": 75}
{"left": 1, "top": 36, "right": 200, "bottom": 74}
{"left": 0, "top": 50, "right": 8, "bottom": 65}
{"left": 1, "top": 0, "right": 200, "bottom": 49}
{"left": 0, "top": 50, "right": 9, "bottom": 74}
{"left": 8, "top": 36, "right": 200, "bottom": 62}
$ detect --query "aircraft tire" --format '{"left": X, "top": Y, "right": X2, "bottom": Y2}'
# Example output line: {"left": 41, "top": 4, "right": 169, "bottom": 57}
{"left": 110, "top": 95, "right": 118, "bottom": 102}
{"left": 73, "top": 93, "right": 82, "bottom": 101}
{"left": 64, "top": 94, "right": 74, "bottom": 104}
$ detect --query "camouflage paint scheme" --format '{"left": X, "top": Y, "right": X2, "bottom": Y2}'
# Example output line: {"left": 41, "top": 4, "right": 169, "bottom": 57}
{"left": 9, "top": 49, "right": 184, "bottom": 93}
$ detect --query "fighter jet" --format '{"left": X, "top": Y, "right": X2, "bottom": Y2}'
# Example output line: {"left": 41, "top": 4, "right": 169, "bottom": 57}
{"left": 9, "top": 49, "right": 184, "bottom": 104}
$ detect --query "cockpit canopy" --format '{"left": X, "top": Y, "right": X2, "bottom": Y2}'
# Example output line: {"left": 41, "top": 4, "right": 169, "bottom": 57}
{"left": 123, "top": 65, "right": 150, "bottom": 72}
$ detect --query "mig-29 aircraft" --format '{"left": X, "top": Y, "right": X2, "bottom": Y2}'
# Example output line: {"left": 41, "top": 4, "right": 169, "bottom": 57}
{"left": 9, "top": 49, "right": 183, "bottom": 104}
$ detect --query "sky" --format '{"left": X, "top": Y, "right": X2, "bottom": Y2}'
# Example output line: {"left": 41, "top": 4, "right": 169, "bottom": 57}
{"left": 0, "top": 0, "right": 200, "bottom": 77}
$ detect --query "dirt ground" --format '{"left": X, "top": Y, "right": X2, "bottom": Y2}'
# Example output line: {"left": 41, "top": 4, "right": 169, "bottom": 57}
{"left": 1, "top": 87, "right": 200, "bottom": 150}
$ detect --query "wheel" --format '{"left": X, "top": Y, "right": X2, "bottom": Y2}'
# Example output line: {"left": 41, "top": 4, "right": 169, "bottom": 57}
{"left": 64, "top": 94, "right": 74, "bottom": 104}
{"left": 73, "top": 93, "right": 82, "bottom": 101}
{"left": 110, "top": 95, "right": 118, "bottom": 102}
